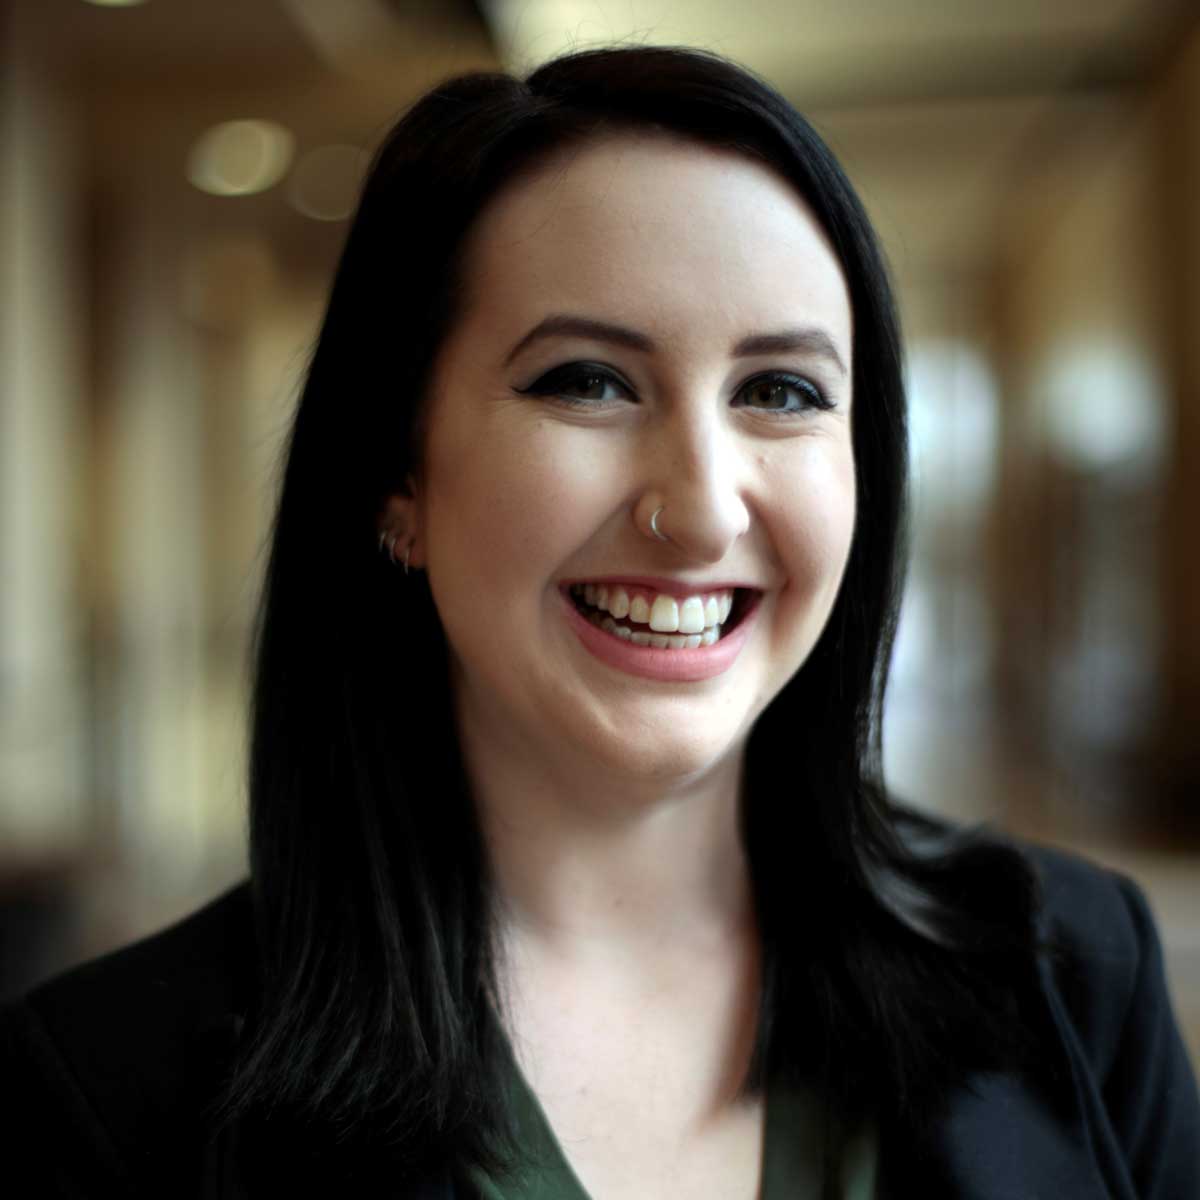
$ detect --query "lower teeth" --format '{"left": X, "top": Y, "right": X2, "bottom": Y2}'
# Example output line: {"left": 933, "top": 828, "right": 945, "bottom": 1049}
{"left": 586, "top": 608, "right": 721, "bottom": 648}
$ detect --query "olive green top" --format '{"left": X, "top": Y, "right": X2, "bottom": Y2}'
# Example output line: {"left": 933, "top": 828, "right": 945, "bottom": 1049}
{"left": 466, "top": 1046, "right": 876, "bottom": 1200}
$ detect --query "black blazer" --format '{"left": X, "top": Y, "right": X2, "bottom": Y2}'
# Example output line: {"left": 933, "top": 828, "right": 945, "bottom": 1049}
{"left": 3, "top": 837, "right": 1198, "bottom": 1198}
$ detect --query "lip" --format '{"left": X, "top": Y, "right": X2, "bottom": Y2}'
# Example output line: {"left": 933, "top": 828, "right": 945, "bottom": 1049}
{"left": 560, "top": 586, "right": 762, "bottom": 682}
{"left": 561, "top": 575, "right": 761, "bottom": 600}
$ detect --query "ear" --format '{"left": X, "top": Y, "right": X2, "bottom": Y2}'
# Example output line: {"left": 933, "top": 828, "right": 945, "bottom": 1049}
{"left": 379, "top": 473, "right": 424, "bottom": 568}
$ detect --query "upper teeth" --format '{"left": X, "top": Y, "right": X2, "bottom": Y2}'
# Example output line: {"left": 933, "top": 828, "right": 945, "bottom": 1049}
{"left": 571, "top": 584, "right": 734, "bottom": 633}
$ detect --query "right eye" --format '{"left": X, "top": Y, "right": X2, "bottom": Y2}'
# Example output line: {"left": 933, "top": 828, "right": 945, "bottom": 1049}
{"left": 517, "top": 363, "right": 633, "bottom": 409}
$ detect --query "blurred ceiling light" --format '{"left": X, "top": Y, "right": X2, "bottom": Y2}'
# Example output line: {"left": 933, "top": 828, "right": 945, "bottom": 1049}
{"left": 482, "top": 0, "right": 691, "bottom": 65}
{"left": 82, "top": 0, "right": 149, "bottom": 7}
{"left": 187, "top": 120, "right": 295, "bottom": 198}
{"left": 286, "top": 145, "right": 367, "bottom": 222}
{"left": 1041, "top": 339, "right": 1165, "bottom": 476}
{"left": 906, "top": 340, "right": 998, "bottom": 515}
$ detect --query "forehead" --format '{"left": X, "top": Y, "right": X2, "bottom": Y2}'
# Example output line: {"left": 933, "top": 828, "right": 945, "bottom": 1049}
{"left": 453, "top": 132, "right": 853, "bottom": 356}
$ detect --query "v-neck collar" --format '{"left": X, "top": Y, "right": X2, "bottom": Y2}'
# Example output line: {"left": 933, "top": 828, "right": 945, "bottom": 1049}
{"left": 468, "top": 1038, "right": 877, "bottom": 1200}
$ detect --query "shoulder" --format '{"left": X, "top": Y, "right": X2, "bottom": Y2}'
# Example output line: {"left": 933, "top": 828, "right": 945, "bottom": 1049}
{"left": 1015, "top": 837, "right": 1160, "bottom": 1067}
{"left": 954, "top": 821, "right": 1161, "bottom": 1052}
{"left": 19, "top": 879, "right": 254, "bottom": 1040}
{"left": 1022, "top": 834, "right": 1146, "bottom": 950}
{"left": 897, "top": 808, "right": 1178, "bottom": 1082}
{"left": 955, "top": 822, "right": 1200, "bottom": 1194}
{"left": 896, "top": 813, "right": 1200, "bottom": 1194}
{"left": 901, "top": 809, "right": 1148, "bottom": 983}
{"left": 0, "top": 881, "right": 254, "bottom": 1194}
{"left": 1019, "top": 837, "right": 1200, "bottom": 1193}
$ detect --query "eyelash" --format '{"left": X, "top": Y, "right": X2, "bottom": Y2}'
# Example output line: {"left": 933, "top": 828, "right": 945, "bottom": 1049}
{"left": 516, "top": 361, "right": 834, "bottom": 416}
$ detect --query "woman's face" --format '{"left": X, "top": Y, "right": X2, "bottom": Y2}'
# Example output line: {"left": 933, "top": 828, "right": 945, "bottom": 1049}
{"left": 395, "top": 133, "right": 856, "bottom": 788}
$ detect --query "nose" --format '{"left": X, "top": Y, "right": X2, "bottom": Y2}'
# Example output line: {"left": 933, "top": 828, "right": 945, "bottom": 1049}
{"left": 640, "top": 404, "right": 751, "bottom": 564}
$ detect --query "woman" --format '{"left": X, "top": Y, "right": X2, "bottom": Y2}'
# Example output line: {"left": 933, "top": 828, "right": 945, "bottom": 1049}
{"left": 3, "top": 45, "right": 1197, "bottom": 1199}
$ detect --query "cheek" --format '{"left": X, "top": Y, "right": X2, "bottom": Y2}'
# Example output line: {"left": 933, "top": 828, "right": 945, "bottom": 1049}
{"left": 500, "top": 426, "right": 616, "bottom": 556}
{"left": 776, "top": 446, "right": 857, "bottom": 594}
{"left": 425, "top": 416, "right": 609, "bottom": 585}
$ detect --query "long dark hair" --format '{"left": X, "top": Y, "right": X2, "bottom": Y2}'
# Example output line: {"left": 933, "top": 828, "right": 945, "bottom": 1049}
{"left": 220, "top": 44, "right": 1047, "bottom": 1188}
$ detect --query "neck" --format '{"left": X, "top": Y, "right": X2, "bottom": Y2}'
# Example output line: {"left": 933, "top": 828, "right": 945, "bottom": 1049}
{"left": 458, "top": 698, "right": 756, "bottom": 964}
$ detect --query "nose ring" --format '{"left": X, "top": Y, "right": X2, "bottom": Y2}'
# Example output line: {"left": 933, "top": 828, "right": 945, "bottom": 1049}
{"left": 649, "top": 506, "right": 671, "bottom": 542}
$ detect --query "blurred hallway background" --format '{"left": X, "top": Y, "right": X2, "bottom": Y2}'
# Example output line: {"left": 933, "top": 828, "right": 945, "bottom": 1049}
{"left": 3, "top": 0, "right": 1198, "bottom": 1065}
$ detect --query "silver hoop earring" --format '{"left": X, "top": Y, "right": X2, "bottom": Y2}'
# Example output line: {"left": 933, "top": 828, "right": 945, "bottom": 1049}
{"left": 379, "top": 529, "right": 414, "bottom": 575}
{"left": 649, "top": 506, "right": 671, "bottom": 542}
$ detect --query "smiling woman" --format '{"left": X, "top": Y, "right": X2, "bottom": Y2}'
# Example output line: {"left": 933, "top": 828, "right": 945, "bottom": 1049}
{"left": 3, "top": 44, "right": 1198, "bottom": 1200}
{"left": 393, "top": 130, "right": 856, "bottom": 769}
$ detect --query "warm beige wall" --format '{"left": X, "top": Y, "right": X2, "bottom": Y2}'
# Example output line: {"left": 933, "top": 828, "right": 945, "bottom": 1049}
{"left": 986, "top": 22, "right": 1200, "bottom": 1062}
{"left": 1154, "top": 22, "right": 1200, "bottom": 818}
{"left": 988, "top": 20, "right": 1200, "bottom": 840}
{"left": 84, "top": 210, "right": 327, "bottom": 940}
{"left": 990, "top": 89, "right": 1168, "bottom": 800}
{"left": 0, "top": 5, "right": 89, "bottom": 858}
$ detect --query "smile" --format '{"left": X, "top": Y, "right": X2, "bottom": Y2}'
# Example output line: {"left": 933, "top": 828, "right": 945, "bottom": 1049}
{"left": 560, "top": 584, "right": 761, "bottom": 682}
{"left": 567, "top": 582, "right": 749, "bottom": 647}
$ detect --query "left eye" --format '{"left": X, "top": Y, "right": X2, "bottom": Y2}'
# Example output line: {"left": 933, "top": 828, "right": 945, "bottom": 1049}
{"left": 736, "top": 374, "right": 830, "bottom": 414}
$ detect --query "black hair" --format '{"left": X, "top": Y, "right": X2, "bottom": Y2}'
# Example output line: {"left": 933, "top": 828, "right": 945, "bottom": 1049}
{"left": 219, "top": 44, "right": 1049, "bottom": 1191}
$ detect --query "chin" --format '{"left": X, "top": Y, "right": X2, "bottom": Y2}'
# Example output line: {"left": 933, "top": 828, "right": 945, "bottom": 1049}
{"left": 587, "top": 720, "right": 741, "bottom": 785}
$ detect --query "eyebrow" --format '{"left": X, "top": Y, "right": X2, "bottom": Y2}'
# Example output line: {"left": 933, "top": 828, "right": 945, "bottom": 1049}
{"left": 502, "top": 314, "right": 848, "bottom": 376}
{"left": 731, "top": 328, "right": 847, "bottom": 375}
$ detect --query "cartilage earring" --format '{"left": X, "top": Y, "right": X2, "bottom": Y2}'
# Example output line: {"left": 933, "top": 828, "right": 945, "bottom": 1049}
{"left": 379, "top": 529, "right": 413, "bottom": 574}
